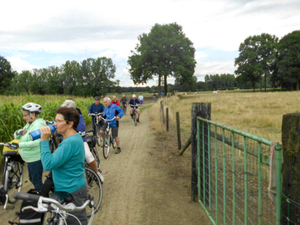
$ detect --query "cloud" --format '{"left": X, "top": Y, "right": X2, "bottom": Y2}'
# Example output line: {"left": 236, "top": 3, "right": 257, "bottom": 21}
{"left": 6, "top": 56, "right": 40, "bottom": 73}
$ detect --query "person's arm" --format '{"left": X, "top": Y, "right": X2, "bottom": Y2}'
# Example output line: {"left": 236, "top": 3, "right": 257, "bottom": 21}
{"left": 40, "top": 140, "right": 73, "bottom": 171}
{"left": 116, "top": 105, "right": 124, "bottom": 119}
{"left": 77, "top": 115, "right": 86, "bottom": 133}
{"left": 117, "top": 100, "right": 120, "bottom": 106}
{"left": 88, "top": 104, "right": 93, "bottom": 114}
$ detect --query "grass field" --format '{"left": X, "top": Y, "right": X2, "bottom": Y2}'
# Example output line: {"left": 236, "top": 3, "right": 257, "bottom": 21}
{"left": 161, "top": 91, "right": 300, "bottom": 142}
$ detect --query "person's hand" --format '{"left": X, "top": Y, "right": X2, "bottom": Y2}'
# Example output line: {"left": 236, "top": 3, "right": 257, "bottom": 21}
{"left": 116, "top": 116, "right": 120, "bottom": 120}
{"left": 40, "top": 126, "right": 52, "bottom": 141}
{"left": 22, "top": 129, "right": 28, "bottom": 135}
{"left": 88, "top": 113, "right": 91, "bottom": 117}
{"left": 98, "top": 116, "right": 102, "bottom": 121}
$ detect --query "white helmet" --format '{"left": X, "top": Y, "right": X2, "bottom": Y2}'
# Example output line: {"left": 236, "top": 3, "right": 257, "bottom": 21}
{"left": 132, "top": 94, "right": 136, "bottom": 98}
{"left": 21, "top": 102, "right": 43, "bottom": 114}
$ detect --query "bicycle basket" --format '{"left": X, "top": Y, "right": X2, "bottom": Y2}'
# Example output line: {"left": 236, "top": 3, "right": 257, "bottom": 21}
{"left": 86, "top": 136, "right": 96, "bottom": 148}
{"left": 2, "top": 139, "right": 20, "bottom": 154}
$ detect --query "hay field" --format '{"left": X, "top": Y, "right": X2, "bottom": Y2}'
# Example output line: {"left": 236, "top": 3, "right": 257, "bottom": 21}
{"left": 162, "top": 91, "right": 300, "bottom": 142}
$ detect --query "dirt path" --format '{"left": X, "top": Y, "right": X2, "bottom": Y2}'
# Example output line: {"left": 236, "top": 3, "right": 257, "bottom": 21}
{"left": 1, "top": 100, "right": 210, "bottom": 225}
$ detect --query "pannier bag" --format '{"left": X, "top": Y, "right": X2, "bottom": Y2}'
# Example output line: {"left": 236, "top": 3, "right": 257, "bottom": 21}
{"left": 18, "top": 189, "right": 42, "bottom": 225}
{"left": 86, "top": 135, "right": 96, "bottom": 148}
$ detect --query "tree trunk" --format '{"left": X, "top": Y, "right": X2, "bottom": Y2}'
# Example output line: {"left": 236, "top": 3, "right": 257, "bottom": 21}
{"left": 158, "top": 75, "right": 161, "bottom": 95}
{"left": 164, "top": 74, "right": 167, "bottom": 96}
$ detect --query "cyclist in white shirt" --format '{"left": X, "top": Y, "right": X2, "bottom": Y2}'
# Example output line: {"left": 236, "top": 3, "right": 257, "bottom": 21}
{"left": 138, "top": 93, "right": 144, "bottom": 106}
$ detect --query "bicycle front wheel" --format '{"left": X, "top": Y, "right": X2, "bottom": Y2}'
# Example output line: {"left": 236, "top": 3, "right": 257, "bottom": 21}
{"left": 96, "top": 123, "right": 101, "bottom": 146}
{"left": 85, "top": 167, "right": 102, "bottom": 217}
{"left": 4, "top": 160, "right": 24, "bottom": 204}
{"left": 91, "top": 147, "right": 101, "bottom": 170}
{"left": 103, "top": 133, "right": 110, "bottom": 159}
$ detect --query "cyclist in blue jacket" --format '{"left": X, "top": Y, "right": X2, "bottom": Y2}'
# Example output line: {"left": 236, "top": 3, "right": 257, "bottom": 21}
{"left": 88, "top": 96, "right": 105, "bottom": 136}
{"left": 129, "top": 94, "right": 141, "bottom": 122}
{"left": 99, "top": 97, "right": 124, "bottom": 154}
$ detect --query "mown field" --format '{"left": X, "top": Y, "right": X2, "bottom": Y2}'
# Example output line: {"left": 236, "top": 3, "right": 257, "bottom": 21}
{"left": 160, "top": 91, "right": 300, "bottom": 142}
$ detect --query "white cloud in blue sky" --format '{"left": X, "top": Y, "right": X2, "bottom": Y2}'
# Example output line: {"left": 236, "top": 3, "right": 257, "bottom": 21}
{"left": 1, "top": 0, "right": 299, "bottom": 87}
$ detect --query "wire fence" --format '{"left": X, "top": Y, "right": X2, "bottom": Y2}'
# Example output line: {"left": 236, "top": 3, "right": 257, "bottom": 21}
{"left": 158, "top": 99, "right": 300, "bottom": 224}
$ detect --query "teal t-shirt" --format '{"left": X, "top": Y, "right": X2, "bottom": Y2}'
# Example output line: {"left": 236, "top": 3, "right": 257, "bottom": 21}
{"left": 14, "top": 118, "right": 46, "bottom": 163}
{"left": 40, "top": 133, "right": 85, "bottom": 193}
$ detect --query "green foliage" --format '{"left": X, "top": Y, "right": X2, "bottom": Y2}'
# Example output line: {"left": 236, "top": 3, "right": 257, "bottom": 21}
{"left": 235, "top": 33, "right": 278, "bottom": 92}
{"left": 6, "top": 57, "right": 116, "bottom": 96}
{"left": 0, "top": 56, "right": 16, "bottom": 94}
{"left": 276, "top": 30, "right": 300, "bottom": 90}
{"left": 128, "top": 22, "right": 196, "bottom": 96}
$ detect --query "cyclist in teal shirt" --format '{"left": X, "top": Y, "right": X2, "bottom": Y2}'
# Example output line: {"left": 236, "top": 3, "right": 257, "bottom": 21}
{"left": 40, "top": 107, "right": 87, "bottom": 225}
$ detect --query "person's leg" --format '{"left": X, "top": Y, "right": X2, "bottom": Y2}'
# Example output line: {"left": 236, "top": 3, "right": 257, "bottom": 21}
{"left": 28, "top": 160, "right": 44, "bottom": 189}
{"left": 112, "top": 127, "right": 121, "bottom": 154}
{"left": 130, "top": 108, "right": 133, "bottom": 118}
{"left": 137, "top": 109, "right": 141, "bottom": 122}
{"left": 66, "top": 185, "right": 88, "bottom": 225}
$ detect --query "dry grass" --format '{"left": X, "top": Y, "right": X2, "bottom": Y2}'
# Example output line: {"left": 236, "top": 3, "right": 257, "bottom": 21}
{"left": 163, "top": 91, "right": 300, "bottom": 142}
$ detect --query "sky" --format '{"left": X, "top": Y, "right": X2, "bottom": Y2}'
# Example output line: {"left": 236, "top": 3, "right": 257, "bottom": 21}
{"left": 1, "top": 0, "right": 299, "bottom": 87}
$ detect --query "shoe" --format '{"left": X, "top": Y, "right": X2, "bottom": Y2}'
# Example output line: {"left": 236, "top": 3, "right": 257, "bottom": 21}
{"left": 115, "top": 148, "right": 121, "bottom": 154}
{"left": 137, "top": 119, "right": 140, "bottom": 123}
{"left": 97, "top": 171, "right": 104, "bottom": 183}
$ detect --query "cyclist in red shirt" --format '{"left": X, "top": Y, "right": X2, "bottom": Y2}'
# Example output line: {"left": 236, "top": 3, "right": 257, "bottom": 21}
{"left": 111, "top": 96, "right": 120, "bottom": 106}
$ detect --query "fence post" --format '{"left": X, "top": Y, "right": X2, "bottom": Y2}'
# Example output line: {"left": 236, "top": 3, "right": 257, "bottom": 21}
{"left": 166, "top": 108, "right": 169, "bottom": 131}
{"left": 191, "top": 103, "right": 211, "bottom": 202}
{"left": 281, "top": 113, "right": 300, "bottom": 224}
{"left": 176, "top": 112, "right": 181, "bottom": 150}
{"left": 161, "top": 100, "right": 165, "bottom": 123}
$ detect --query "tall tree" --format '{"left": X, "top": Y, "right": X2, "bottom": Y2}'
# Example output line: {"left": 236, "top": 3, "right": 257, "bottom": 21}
{"left": 276, "top": 30, "right": 300, "bottom": 90}
{"left": 128, "top": 23, "right": 196, "bottom": 96}
{"left": 235, "top": 33, "right": 278, "bottom": 91}
{"left": 0, "top": 56, "right": 15, "bottom": 94}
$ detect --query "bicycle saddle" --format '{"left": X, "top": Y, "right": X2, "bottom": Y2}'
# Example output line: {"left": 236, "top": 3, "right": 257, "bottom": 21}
{"left": 51, "top": 191, "right": 73, "bottom": 204}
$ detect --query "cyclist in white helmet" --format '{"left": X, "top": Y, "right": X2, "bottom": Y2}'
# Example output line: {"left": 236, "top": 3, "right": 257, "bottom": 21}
{"left": 14, "top": 102, "right": 46, "bottom": 189}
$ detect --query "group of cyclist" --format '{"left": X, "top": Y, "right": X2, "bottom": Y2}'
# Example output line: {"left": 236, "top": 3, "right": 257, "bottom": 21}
{"left": 9, "top": 94, "right": 142, "bottom": 224}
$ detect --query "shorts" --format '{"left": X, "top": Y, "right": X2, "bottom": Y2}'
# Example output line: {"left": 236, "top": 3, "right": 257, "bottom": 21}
{"left": 101, "top": 123, "right": 118, "bottom": 138}
{"left": 130, "top": 106, "right": 140, "bottom": 111}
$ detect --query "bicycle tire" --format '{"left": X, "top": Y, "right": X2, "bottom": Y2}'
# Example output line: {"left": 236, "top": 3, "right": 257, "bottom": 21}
{"left": 85, "top": 167, "right": 102, "bottom": 217}
{"left": 90, "top": 147, "right": 101, "bottom": 170}
{"left": 134, "top": 112, "right": 137, "bottom": 126}
{"left": 111, "top": 135, "right": 117, "bottom": 149}
{"left": 103, "top": 133, "right": 110, "bottom": 159}
{"left": 96, "top": 123, "right": 101, "bottom": 146}
{"left": 4, "top": 160, "right": 24, "bottom": 204}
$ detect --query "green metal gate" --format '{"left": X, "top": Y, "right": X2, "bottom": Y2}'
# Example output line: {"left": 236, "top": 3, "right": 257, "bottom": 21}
{"left": 196, "top": 117, "right": 283, "bottom": 225}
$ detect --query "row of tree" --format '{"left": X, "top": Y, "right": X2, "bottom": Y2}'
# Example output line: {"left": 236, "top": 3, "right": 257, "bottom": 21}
{"left": 235, "top": 30, "right": 300, "bottom": 91}
{"left": 0, "top": 57, "right": 118, "bottom": 96}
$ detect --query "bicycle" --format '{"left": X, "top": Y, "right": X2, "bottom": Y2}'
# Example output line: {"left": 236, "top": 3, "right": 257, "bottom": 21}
{"left": 121, "top": 103, "right": 127, "bottom": 115}
{"left": 89, "top": 113, "right": 103, "bottom": 147}
{"left": 13, "top": 191, "right": 95, "bottom": 225}
{"left": 79, "top": 129, "right": 101, "bottom": 171}
{"left": 0, "top": 141, "right": 24, "bottom": 209}
{"left": 130, "top": 104, "right": 139, "bottom": 126}
{"left": 100, "top": 117, "right": 117, "bottom": 159}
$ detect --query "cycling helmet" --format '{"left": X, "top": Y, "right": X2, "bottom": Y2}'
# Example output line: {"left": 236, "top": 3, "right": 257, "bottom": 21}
{"left": 21, "top": 102, "right": 43, "bottom": 114}
{"left": 132, "top": 94, "right": 136, "bottom": 98}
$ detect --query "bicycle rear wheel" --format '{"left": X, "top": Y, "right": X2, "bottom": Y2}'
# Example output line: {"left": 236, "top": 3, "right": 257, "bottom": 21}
{"left": 103, "top": 133, "right": 110, "bottom": 159}
{"left": 4, "top": 160, "right": 24, "bottom": 204}
{"left": 90, "top": 147, "right": 101, "bottom": 170}
{"left": 85, "top": 167, "right": 102, "bottom": 217}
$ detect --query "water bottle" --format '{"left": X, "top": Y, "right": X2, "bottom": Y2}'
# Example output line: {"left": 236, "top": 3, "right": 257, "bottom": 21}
{"left": 29, "top": 125, "right": 57, "bottom": 141}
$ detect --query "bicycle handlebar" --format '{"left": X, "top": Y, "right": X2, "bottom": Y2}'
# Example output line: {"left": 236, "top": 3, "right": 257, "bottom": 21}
{"left": 130, "top": 104, "right": 139, "bottom": 107}
{"left": 79, "top": 129, "right": 94, "bottom": 137}
{"left": 13, "top": 192, "right": 91, "bottom": 213}
{"left": 89, "top": 112, "right": 103, "bottom": 116}
{"left": 0, "top": 142, "right": 19, "bottom": 150}
{"left": 100, "top": 116, "right": 116, "bottom": 122}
